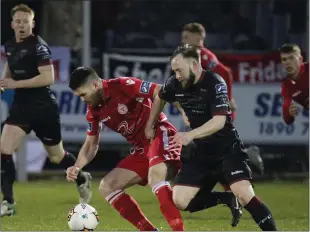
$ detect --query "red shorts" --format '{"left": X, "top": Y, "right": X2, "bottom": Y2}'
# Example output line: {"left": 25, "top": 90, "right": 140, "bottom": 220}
{"left": 116, "top": 121, "right": 182, "bottom": 186}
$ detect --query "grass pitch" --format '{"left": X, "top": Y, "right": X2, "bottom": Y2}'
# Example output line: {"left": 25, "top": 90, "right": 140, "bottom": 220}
{"left": 1, "top": 180, "right": 308, "bottom": 231}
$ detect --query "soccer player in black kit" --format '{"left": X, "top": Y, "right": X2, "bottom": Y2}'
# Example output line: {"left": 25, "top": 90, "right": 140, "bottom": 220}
{"left": 0, "top": 4, "right": 92, "bottom": 216}
{"left": 145, "top": 44, "right": 277, "bottom": 231}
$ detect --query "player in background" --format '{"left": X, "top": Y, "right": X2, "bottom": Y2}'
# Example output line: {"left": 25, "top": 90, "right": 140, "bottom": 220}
{"left": 0, "top": 4, "right": 92, "bottom": 217}
{"left": 280, "top": 44, "right": 309, "bottom": 124}
{"left": 66, "top": 67, "right": 184, "bottom": 231}
{"left": 181, "top": 22, "right": 264, "bottom": 177}
{"left": 145, "top": 44, "right": 277, "bottom": 231}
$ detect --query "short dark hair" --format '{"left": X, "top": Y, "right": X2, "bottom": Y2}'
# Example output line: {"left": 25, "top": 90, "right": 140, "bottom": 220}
{"left": 69, "top": 67, "right": 98, "bottom": 90}
{"left": 11, "top": 4, "right": 35, "bottom": 18}
{"left": 170, "top": 44, "right": 200, "bottom": 62}
{"left": 183, "top": 22, "right": 206, "bottom": 38}
{"left": 280, "top": 44, "right": 301, "bottom": 54}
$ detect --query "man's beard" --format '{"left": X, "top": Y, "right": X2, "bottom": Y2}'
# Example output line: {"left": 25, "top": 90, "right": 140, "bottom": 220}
{"left": 90, "top": 90, "right": 104, "bottom": 107}
{"left": 182, "top": 70, "right": 196, "bottom": 89}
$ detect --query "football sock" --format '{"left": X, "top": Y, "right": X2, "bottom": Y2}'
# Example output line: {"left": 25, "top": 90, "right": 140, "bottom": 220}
{"left": 106, "top": 190, "right": 156, "bottom": 231}
{"left": 185, "top": 190, "right": 233, "bottom": 213}
{"left": 1, "top": 154, "right": 15, "bottom": 204}
{"left": 244, "top": 196, "right": 277, "bottom": 231}
{"left": 59, "top": 151, "right": 86, "bottom": 186}
{"left": 152, "top": 181, "right": 184, "bottom": 231}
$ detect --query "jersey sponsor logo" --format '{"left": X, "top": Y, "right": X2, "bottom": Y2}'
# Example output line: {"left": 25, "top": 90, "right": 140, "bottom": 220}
{"left": 36, "top": 44, "right": 49, "bottom": 53}
{"left": 117, "top": 104, "right": 128, "bottom": 115}
{"left": 139, "top": 81, "right": 151, "bottom": 94}
{"left": 87, "top": 122, "right": 92, "bottom": 132}
{"left": 36, "top": 44, "right": 50, "bottom": 59}
{"left": 125, "top": 79, "right": 135, "bottom": 85}
{"left": 208, "top": 59, "right": 217, "bottom": 69}
{"left": 215, "top": 83, "right": 227, "bottom": 94}
{"left": 117, "top": 121, "right": 134, "bottom": 136}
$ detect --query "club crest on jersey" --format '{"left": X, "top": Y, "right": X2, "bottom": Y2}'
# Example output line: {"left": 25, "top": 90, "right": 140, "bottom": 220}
{"left": 215, "top": 83, "right": 227, "bottom": 94}
{"left": 117, "top": 104, "right": 128, "bottom": 115}
{"left": 139, "top": 81, "right": 151, "bottom": 94}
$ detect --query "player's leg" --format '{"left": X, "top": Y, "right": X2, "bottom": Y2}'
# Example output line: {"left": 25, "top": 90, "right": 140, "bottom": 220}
{"left": 172, "top": 157, "right": 241, "bottom": 227}
{"left": 224, "top": 154, "right": 277, "bottom": 231}
{"left": 99, "top": 154, "right": 156, "bottom": 231}
{"left": 32, "top": 108, "right": 92, "bottom": 203}
{"left": 42, "top": 141, "right": 92, "bottom": 203}
{"left": 0, "top": 124, "right": 28, "bottom": 216}
{"left": 0, "top": 103, "right": 31, "bottom": 217}
{"left": 147, "top": 125, "right": 184, "bottom": 231}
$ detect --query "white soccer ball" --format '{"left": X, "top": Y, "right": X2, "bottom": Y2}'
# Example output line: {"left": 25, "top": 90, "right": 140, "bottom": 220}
{"left": 68, "top": 204, "right": 99, "bottom": 231}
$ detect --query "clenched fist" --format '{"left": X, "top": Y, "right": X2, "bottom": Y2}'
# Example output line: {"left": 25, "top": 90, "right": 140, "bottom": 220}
{"left": 66, "top": 166, "right": 80, "bottom": 182}
{"left": 289, "top": 103, "right": 297, "bottom": 117}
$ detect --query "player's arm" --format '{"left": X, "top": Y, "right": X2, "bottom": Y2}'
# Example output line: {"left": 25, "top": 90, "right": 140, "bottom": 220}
{"left": 188, "top": 78, "right": 230, "bottom": 139}
{"left": 15, "top": 44, "right": 54, "bottom": 88}
{"left": 1, "top": 62, "right": 11, "bottom": 79}
{"left": 0, "top": 62, "right": 11, "bottom": 93}
{"left": 74, "top": 134, "right": 100, "bottom": 170}
{"left": 281, "top": 84, "right": 295, "bottom": 124}
{"left": 75, "top": 112, "right": 101, "bottom": 169}
{"left": 145, "top": 77, "right": 176, "bottom": 128}
{"left": 15, "top": 64, "right": 54, "bottom": 88}
{"left": 146, "top": 95, "right": 167, "bottom": 129}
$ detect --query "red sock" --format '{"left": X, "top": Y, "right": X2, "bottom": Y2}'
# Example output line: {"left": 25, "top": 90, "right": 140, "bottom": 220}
{"left": 220, "top": 183, "right": 231, "bottom": 191}
{"left": 106, "top": 190, "right": 156, "bottom": 231}
{"left": 153, "top": 181, "right": 184, "bottom": 231}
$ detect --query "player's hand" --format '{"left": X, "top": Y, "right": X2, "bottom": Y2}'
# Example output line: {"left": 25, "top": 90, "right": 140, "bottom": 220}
{"left": 170, "top": 132, "right": 193, "bottom": 148}
{"left": 182, "top": 112, "right": 190, "bottom": 127}
{"left": 66, "top": 166, "right": 80, "bottom": 182}
{"left": 145, "top": 126, "right": 155, "bottom": 142}
{"left": 289, "top": 103, "right": 297, "bottom": 117}
{"left": 0, "top": 78, "right": 17, "bottom": 89}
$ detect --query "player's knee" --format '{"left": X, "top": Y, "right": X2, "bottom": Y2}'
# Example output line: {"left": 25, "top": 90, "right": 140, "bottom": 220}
{"left": 1, "top": 136, "right": 18, "bottom": 154}
{"left": 230, "top": 180, "right": 255, "bottom": 206}
{"left": 172, "top": 192, "right": 188, "bottom": 210}
{"left": 98, "top": 177, "right": 121, "bottom": 198}
{"left": 0, "top": 146, "right": 14, "bottom": 155}
{"left": 148, "top": 163, "right": 168, "bottom": 187}
{"left": 48, "top": 154, "right": 63, "bottom": 164}
{"left": 172, "top": 187, "right": 191, "bottom": 210}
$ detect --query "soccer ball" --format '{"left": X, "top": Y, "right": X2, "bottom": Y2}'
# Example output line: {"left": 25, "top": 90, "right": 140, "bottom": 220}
{"left": 68, "top": 204, "right": 99, "bottom": 231}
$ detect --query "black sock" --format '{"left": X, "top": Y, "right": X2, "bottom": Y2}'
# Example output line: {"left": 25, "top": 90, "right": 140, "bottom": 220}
{"left": 244, "top": 196, "right": 277, "bottom": 231}
{"left": 1, "top": 154, "right": 15, "bottom": 204}
{"left": 185, "top": 190, "right": 234, "bottom": 213}
{"left": 59, "top": 151, "right": 86, "bottom": 186}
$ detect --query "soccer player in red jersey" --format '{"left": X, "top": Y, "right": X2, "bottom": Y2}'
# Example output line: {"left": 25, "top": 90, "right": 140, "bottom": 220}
{"left": 66, "top": 67, "right": 184, "bottom": 231}
{"left": 280, "top": 44, "right": 309, "bottom": 124}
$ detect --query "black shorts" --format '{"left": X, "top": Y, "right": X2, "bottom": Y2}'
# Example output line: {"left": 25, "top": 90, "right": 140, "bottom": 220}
{"left": 175, "top": 142, "right": 252, "bottom": 190}
{"left": 4, "top": 99, "right": 62, "bottom": 146}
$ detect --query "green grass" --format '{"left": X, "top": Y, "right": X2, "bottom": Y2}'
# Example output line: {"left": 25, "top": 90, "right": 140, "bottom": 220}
{"left": 1, "top": 180, "right": 309, "bottom": 231}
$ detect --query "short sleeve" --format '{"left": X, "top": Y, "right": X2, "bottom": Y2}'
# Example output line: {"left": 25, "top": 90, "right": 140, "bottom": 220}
{"left": 86, "top": 107, "right": 102, "bottom": 136}
{"left": 35, "top": 43, "right": 52, "bottom": 66}
{"left": 211, "top": 75, "right": 231, "bottom": 116}
{"left": 119, "top": 77, "right": 157, "bottom": 99}
{"left": 158, "top": 76, "right": 177, "bottom": 103}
